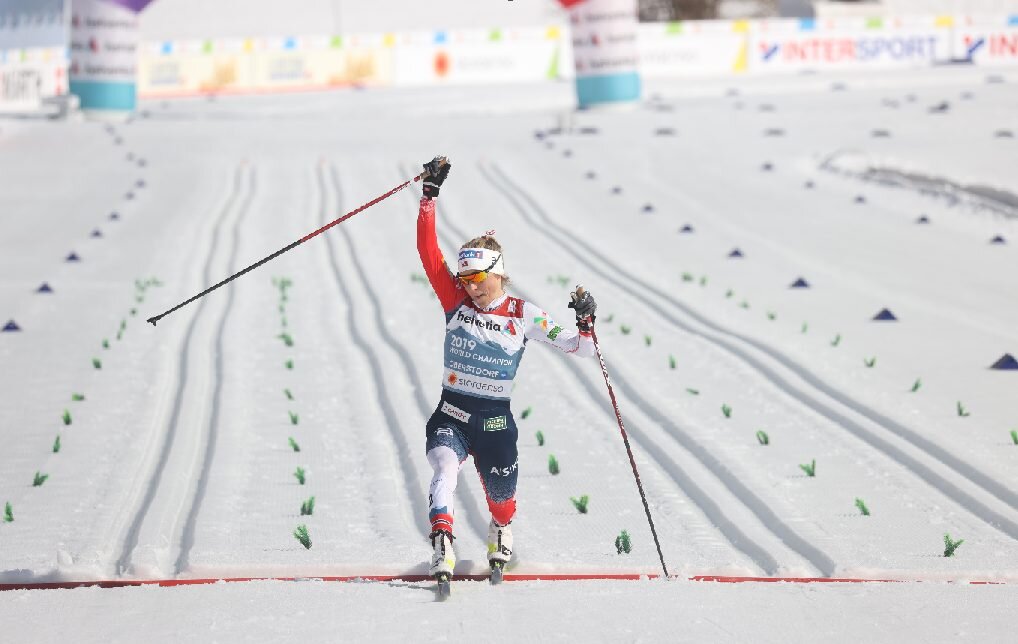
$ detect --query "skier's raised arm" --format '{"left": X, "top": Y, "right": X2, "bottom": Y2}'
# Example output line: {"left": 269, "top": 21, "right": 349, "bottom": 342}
{"left": 416, "top": 158, "right": 463, "bottom": 312}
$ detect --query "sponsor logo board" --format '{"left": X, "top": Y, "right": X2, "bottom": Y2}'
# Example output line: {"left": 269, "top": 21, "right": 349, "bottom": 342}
{"left": 484, "top": 416, "right": 508, "bottom": 432}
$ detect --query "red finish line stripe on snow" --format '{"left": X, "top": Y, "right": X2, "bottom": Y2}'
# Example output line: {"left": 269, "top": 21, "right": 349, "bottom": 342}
{"left": 0, "top": 574, "right": 1007, "bottom": 591}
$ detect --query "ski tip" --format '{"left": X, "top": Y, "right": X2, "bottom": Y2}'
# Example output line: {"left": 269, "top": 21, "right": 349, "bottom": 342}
{"left": 489, "top": 563, "right": 505, "bottom": 586}
{"left": 434, "top": 573, "right": 452, "bottom": 601}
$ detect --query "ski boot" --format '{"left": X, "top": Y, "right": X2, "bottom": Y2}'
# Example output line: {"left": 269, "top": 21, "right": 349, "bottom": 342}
{"left": 486, "top": 519, "right": 513, "bottom": 585}
{"left": 429, "top": 529, "right": 455, "bottom": 600}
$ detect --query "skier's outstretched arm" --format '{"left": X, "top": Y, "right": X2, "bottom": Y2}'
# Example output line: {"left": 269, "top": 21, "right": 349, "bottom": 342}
{"left": 416, "top": 158, "right": 462, "bottom": 313}
{"left": 522, "top": 289, "right": 597, "bottom": 357}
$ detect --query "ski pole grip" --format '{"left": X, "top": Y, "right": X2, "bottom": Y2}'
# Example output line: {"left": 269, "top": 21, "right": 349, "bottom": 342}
{"left": 424, "top": 156, "right": 449, "bottom": 179}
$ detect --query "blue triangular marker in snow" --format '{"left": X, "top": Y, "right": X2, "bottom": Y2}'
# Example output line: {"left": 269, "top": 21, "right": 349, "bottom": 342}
{"left": 125, "top": 192, "right": 135, "bottom": 200}
{"left": 728, "top": 248, "right": 744, "bottom": 258}
{"left": 804, "top": 181, "right": 814, "bottom": 189}
{"left": 91, "top": 229, "right": 103, "bottom": 238}
{"left": 761, "top": 162, "right": 773, "bottom": 171}
{"left": 136, "top": 179, "right": 145, "bottom": 188}
{"left": 916, "top": 215, "right": 930, "bottom": 224}
{"left": 680, "top": 224, "right": 695, "bottom": 234}
{"left": 66, "top": 252, "right": 80, "bottom": 262}
{"left": 611, "top": 186, "right": 622, "bottom": 194}
{"left": 36, "top": 283, "right": 53, "bottom": 293}
{"left": 990, "top": 235, "right": 1006, "bottom": 244}
{"left": 642, "top": 204, "right": 655, "bottom": 213}
{"left": 109, "top": 212, "right": 120, "bottom": 221}
{"left": 2, "top": 319, "right": 20, "bottom": 332}
{"left": 873, "top": 308, "right": 898, "bottom": 321}
{"left": 855, "top": 195, "right": 867, "bottom": 204}
{"left": 790, "top": 277, "right": 810, "bottom": 288}
{"left": 990, "top": 354, "right": 1018, "bottom": 370}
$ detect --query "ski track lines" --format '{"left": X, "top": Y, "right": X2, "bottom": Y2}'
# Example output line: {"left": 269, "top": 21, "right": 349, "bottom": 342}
{"left": 652, "top": 141, "right": 1015, "bottom": 345}
{"left": 473, "top": 161, "right": 836, "bottom": 575}
{"left": 315, "top": 161, "right": 454, "bottom": 549}
{"left": 482, "top": 161, "right": 1018, "bottom": 543}
{"left": 113, "top": 164, "right": 254, "bottom": 577}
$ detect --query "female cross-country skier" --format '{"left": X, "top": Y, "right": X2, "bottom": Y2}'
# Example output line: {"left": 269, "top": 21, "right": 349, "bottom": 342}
{"left": 416, "top": 156, "right": 598, "bottom": 590}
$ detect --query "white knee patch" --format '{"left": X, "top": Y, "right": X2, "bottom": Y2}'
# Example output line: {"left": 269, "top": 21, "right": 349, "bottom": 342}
{"left": 427, "top": 445, "right": 463, "bottom": 477}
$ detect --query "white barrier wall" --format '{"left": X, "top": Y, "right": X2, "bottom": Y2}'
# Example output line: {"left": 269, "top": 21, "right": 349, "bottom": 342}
{"left": 135, "top": 14, "right": 1018, "bottom": 98}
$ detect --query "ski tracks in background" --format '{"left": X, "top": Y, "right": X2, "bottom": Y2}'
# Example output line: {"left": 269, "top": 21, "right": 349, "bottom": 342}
{"left": 481, "top": 161, "right": 1018, "bottom": 547}
{"left": 113, "top": 163, "right": 256, "bottom": 577}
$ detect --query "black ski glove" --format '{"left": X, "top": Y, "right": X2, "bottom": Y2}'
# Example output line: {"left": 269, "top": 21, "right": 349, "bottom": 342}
{"left": 422, "top": 156, "right": 451, "bottom": 199}
{"left": 568, "top": 287, "right": 596, "bottom": 332}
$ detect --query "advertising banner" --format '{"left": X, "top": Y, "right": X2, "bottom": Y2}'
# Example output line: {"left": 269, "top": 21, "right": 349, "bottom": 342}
{"left": 0, "top": 46, "right": 68, "bottom": 112}
{"left": 0, "top": 0, "right": 68, "bottom": 112}
{"left": 69, "top": 0, "right": 138, "bottom": 112}
{"left": 955, "top": 26, "right": 1018, "bottom": 65}
{"left": 138, "top": 36, "right": 395, "bottom": 97}
{"left": 638, "top": 21, "right": 748, "bottom": 77}
{"left": 134, "top": 15, "right": 1018, "bottom": 100}
{"left": 391, "top": 27, "right": 563, "bottom": 86}
{"left": 748, "top": 17, "right": 951, "bottom": 72}
{"left": 560, "top": 0, "right": 641, "bottom": 108}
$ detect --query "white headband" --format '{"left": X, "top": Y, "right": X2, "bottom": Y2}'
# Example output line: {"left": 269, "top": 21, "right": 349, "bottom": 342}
{"left": 457, "top": 247, "right": 505, "bottom": 276}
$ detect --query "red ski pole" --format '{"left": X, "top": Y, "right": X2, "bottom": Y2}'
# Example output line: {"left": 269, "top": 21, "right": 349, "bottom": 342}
{"left": 147, "top": 164, "right": 434, "bottom": 327}
{"left": 576, "top": 286, "right": 670, "bottom": 578}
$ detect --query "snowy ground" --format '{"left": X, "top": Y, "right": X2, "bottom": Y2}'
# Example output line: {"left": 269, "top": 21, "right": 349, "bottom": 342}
{"left": 1, "top": 66, "right": 1016, "bottom": 641}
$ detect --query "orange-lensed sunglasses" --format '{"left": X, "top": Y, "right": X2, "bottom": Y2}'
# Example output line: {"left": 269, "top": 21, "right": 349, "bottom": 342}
{"left": 456, "top": 253, "right": 501, "bottom": 285}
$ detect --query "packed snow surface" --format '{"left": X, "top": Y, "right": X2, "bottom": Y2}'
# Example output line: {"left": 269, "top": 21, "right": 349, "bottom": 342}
{"left": 1, "top": 66, "right": 1016, "bottom": 641}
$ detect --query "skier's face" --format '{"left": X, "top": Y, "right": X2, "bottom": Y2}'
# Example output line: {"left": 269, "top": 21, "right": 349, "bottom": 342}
{"left": 461, "top": 273, "right": 503, "bottom": 309}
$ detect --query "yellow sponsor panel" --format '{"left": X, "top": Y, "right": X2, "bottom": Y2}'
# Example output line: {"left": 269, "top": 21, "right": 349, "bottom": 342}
{"left": 732, "top": 20, "right": 749, "bottom": 34}
{"left": 934, "top": 16, "right": 955, "bottom": 28}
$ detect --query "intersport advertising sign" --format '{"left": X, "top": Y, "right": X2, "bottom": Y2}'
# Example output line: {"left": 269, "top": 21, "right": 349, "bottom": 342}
{"left": 750, "top": 20, "right": 952, "bottom": 71}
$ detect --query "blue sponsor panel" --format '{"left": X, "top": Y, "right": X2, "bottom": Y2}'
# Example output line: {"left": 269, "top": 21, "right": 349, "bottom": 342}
{"left": 444, "top": 326, "right": 522, "bottom": 382}
{"left": 69, "top": 80, "right": 136, "bottom": 111}
{"left": 575, "top": 71, "right": 641, "bottom": 109}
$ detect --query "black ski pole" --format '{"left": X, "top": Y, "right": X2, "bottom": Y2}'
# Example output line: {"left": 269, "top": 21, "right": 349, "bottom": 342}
{"left": 147, "top": 165, "right": 430, "bottom": 327}
{"left": 577, "top": 287, "right": 670, "bottom": 578}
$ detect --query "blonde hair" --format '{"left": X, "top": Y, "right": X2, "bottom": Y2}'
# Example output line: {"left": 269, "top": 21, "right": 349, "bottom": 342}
{"left": 460, "top": 235, "right": 510, "bottom": 285}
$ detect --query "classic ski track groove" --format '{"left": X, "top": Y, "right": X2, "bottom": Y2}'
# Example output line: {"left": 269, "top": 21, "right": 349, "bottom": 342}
{"left": 480, "top": 161, "right": 844, "bottom": 576}
{"left": 484, "top": 161, "right": 1018, "bottom": 541}
{"left": 316, "top": 162, "right": 432, "bottom": 538}
{"left": 115, "top": 165, "right": 251, "bottom": 576}
{"left": 424, "top": 170, "right": 784, "bottom": 576}
{"left": 392, "top": 163, "right": 496, "bottom": 543}
{"left": 174, "top": 166, "right": 259, "bottom": 574}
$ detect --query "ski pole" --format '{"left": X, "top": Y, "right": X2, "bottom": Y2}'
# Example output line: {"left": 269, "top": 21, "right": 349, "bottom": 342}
{"left": 576, "top": 286, "right": 670, "bottom": 578}
{"left": 147, "top": 163, "right": 436, "bottom": 327}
